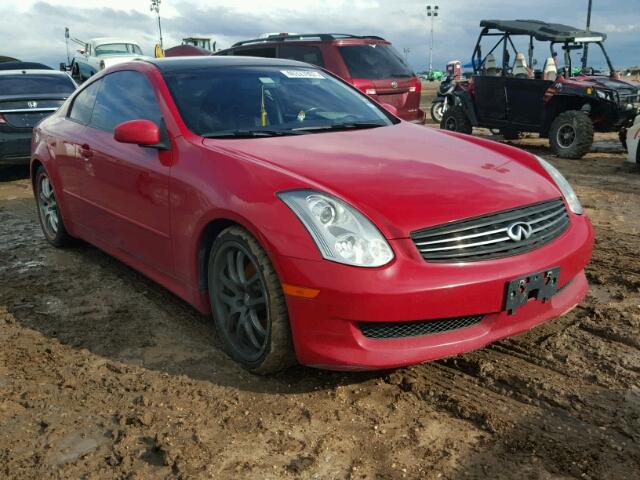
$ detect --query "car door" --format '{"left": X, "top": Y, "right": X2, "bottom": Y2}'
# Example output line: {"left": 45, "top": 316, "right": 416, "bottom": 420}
{"left": 55, "top": 79, "right": 102, "bottom": 225}
{"left": 80, "top": 70, "right": 173, "bottom": 275}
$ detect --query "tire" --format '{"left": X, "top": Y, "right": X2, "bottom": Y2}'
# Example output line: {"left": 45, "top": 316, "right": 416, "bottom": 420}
{"left": 34, "top": 165, "right": 73, "bottom": 247}
{"left": 207, "top": 226, "right": 295, "bottom": 374}
{"left": 430, "top": 101, "right": 444, "bottom": 123}
{"left": 549, "top": 111, "right": 594, "bottom": 159}
{"left": 500, "top": 128, "right": 520, "bottom": 140}
{"left": 440, "top": 105, "right": 472, "bottom": 134}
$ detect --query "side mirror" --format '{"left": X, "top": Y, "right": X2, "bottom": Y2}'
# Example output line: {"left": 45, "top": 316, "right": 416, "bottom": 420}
{"left": 380, "top": 102, "right": 399, "bottom": 117}
{"left": 59, "top": 62, "right": 67, "bottom": 72}
{"left": 114, "top": 119, "right": 161, "bottom": 146}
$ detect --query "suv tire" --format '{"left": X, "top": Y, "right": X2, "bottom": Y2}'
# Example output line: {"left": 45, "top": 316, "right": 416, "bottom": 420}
{"left": 440, "top": 105, "right": 472, "bottom": 134}
{"left": 549, "top": 111, "right": 594, "bottom": 159}
{"left": 208, "top": 226, "right": 295, "bottom": 374}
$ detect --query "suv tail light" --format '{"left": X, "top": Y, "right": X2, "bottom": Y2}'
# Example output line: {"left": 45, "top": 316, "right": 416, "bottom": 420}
{"left": 0, "top": 113, "right": 6, "bottom": 124}
{"left": 352, "top": 80, "right": 377, "bottom": 96}
{"left": 409, "top": 77, "right": 422, "bottom": 93}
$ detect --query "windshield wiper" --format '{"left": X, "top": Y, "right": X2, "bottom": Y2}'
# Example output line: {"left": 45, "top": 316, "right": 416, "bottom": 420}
{"left": 202, "top": 129, "right": 307, "bottom": 138}
{"left": 292, "top": 122, "right": 387, "bottom": 133}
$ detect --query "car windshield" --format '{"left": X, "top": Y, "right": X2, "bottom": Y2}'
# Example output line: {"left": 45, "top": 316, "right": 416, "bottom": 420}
{"left": 163, "top": 66, "right": 394, "bottom": 137}
{"left": 95, "top": 43, "right": 143, "bottom": 56}
{"left": 0, "top": 75, "right": 75, "bottom": 94}
{"left": 338, "top": 44, "right": 414, "bottom": 80}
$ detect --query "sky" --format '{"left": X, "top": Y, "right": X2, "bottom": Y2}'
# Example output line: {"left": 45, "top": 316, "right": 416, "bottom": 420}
{"left": 0, "top": 0, "right": 638, "bottom": 71}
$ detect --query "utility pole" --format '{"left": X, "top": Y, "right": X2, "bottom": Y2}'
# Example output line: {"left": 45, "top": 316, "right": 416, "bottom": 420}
{"left": 150, "top": 0, "right": 163, "bottom": 49}
{"left": 582, "top": 0, "right": 593, "bottom": 70}
{"left": 403, "top": 47, "right": 411, "bottom": 62}
{"left": 426, "top": 1, "right": 439, "bottom": 74}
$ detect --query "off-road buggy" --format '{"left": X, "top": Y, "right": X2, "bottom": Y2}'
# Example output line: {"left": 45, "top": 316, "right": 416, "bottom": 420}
{"left": 440, "top": 20, "right": 640, "bottom": 159}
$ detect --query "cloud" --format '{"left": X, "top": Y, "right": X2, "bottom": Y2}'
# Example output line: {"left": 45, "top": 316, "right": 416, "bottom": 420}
{"left": 0, "top": 0, "right": 638, "bottom": 70}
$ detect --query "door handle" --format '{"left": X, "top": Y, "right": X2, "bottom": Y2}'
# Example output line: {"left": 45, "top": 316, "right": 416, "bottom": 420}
{"left": 79, "top": 144, "right": 93, "bottom": 158}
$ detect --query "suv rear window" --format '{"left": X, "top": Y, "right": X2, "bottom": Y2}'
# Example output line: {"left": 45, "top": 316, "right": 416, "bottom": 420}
{"left": 236, "top": 47, "right": 276, "bottom": 58}
{"left": 278, "top": 45, "right": 325, "bottom": 67}
{"left": 338, "top": 44, "right": 414, "bottom": 80}
{"left": 0, "top": 75, "right": 75, "bottom": 95}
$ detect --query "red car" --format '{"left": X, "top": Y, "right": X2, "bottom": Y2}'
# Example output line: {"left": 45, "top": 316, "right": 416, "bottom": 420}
{"left": 215, "top": 33, "right": 426, "bottom": 124}
{"left": 31, "top": 57, "right": 593, "bottom": 374}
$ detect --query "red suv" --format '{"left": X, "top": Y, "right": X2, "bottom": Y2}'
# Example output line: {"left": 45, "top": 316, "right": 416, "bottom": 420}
{"left": 215, "top": 34, "right": 425, "bottom": 123}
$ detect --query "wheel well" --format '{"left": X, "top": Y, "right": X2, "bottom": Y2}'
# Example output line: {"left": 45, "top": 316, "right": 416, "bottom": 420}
{"left": 197, "top": 218, "right": 238, "bottom": 291}
{"left": 30, "top": 159, "right": 43, "bottom": 188}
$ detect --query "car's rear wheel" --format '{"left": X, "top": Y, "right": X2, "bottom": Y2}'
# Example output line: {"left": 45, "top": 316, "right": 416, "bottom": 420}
{"left": 34, "top": 166, "right": 73, "bottom": 247}
{"left": 208, "top": 226, "right": 295, "bottom": 374}
{"left": 440, "top": 105, "right": 472, "bottom": 134}
{"left": 549, "top": 111, "right": 594, "bottom": 159}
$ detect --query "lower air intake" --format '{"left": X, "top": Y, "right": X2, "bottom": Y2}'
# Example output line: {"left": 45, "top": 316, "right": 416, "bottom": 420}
{"left": 358, "top": 315, "right": 484, "bottom": 339}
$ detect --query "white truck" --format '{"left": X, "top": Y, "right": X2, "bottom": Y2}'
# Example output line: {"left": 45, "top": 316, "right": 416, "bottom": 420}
{"left": 64, "top": 33, "right": 147, "bottom": 83}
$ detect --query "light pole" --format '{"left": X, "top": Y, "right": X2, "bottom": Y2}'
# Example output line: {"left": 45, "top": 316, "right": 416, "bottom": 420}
{"left": 426, "top": 1, "right": 439, "bottom": 74}
{"left": 582, "top": 0, "right": 593, "bottom": 70}
{"left": 150, "top": 0, "right": 163, "bottom": 49}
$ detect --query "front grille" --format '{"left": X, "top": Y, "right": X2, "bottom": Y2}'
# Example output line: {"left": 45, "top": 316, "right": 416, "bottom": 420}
{"left": 411, "top": 199, "right": 569, "bottom": 262}
{"left": 359, "top": 315, "right": 484, "bottom": 339}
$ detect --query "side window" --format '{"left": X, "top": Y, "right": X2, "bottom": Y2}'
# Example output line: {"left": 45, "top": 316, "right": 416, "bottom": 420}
{"left": 68, "top": 81, "right": 101, "bottom": 125}
{"left": 236, "top": 47, "right": 277, "bottom": 58}
{"left": 90, "top": 71, "right": 162, "bottom": 133}
{"left": 278, "top": 45, "right": 325, "bottom": 67}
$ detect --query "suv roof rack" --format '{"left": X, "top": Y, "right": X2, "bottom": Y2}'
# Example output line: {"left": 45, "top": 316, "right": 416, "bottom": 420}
{"left": 231, "top": 33, "right": 386, "bottom": 48}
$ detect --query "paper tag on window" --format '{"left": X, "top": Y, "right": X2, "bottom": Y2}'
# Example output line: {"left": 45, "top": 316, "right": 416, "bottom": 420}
{"left": 280, "top": 70, "right": 325, "bottom": 79}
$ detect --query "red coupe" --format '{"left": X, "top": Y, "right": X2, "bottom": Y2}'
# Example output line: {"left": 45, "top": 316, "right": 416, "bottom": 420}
{"left": 31, "top": 57, "right": 593, "bottom": 373}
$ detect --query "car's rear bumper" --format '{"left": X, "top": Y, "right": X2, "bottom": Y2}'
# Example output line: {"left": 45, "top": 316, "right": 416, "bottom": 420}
{"left": 276, "top": 214, "right": 594, "bottom": 370}
{"left": 0, "top": 130, "right": 32, "bottom": 164}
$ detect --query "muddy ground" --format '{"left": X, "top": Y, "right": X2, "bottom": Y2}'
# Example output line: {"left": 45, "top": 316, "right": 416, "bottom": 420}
{"left": 1, "top": 87, "right": 639, "bottom": 479}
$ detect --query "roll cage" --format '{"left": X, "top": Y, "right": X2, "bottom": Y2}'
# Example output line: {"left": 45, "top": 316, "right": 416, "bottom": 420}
{"left": 471, "top": 19, "right": 615, "bottom": 79}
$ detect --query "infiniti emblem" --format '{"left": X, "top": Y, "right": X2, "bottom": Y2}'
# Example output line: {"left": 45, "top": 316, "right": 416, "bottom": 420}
{"left": 390, "top": 81, "right": 398, "bottom": 89}
{"left": 27, "top": 101, "right": 38, "bottom": 109}
{"left": 507, "top": 221, "right": 533, "bottom": 242}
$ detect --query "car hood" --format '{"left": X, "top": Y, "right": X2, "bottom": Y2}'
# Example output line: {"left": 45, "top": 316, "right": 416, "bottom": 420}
{"left": 573, "top": 75, "right": 639, "bottom": 94}
{"left": 203, "top": 123, "right": 562, "bottom": 239}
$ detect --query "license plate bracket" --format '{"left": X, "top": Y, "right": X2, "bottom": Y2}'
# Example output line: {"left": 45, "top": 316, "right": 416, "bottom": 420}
{"left": 505, "top": 267, "right": 560, "bottom": 314}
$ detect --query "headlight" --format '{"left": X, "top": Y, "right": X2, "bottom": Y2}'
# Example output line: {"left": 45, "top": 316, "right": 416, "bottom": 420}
{"left": 278, "top": 190, "right": 394, "bottom": 267}
{"left": 535, "top": 156, "right": 583, "bottom": 215}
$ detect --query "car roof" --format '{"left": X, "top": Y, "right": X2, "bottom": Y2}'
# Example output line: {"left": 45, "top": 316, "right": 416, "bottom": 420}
{"left": 91, "top": 37, "right": 140, "bottom": 45}
{"left": 145, "top": 55, "right": 317, "bottom": 73}
{"left": 0, "top": 61, "right": 52, "bottom": 71}
{"left": 0, "top": 69, "right": 69, "bottom": 77}
{"left": 230, "top": 33, "right": 388, "bottom": 48}
{"left": 480, "top": 20, "right": 606, "bottom": 42}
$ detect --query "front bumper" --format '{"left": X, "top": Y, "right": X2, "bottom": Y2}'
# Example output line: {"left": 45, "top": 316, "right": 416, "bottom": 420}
{"left": 0, "top": 130, "right": 32, "bottom": 164}
{"left": 276, "top": 214, "right": 594, "bottom": 370}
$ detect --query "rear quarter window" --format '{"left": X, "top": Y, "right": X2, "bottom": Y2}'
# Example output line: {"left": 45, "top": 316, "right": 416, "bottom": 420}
{"left": 278, "top": 45, "right": 325, "bottom": 67}
{"left": 338, "top": 44, "right": 414, "bottom": 80}
{"left": 68, "top": 80, "right": 101, "bottom": 125}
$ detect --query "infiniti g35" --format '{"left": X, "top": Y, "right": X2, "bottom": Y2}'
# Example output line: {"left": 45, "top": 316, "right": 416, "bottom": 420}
{"left": 31, "top": 57, "right": 594, "bottom": 373}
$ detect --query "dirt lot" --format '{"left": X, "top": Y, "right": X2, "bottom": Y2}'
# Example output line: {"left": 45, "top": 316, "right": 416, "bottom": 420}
{"left": 1, "top": 90, "right": 639, "bottom": 479}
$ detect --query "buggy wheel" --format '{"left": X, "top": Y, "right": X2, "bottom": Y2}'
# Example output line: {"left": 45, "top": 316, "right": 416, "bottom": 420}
{"left": 440, "top": 105, "right": 472, "bottom": 134}
{"left": 549, "top": 111, "right": 594, "bottom": 159}
{"left": 430, "top": 101, "right": 444, "bottom": 123}
{"left": 500, "top": 128, "right": 520, "bottom": 140}
{"left": 208, "top": 226, "right": 295, "bottom": 374}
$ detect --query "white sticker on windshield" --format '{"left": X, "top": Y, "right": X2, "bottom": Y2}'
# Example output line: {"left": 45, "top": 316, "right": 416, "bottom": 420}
{"left": 280, "top": 70, "right": 325, "bottom": 79}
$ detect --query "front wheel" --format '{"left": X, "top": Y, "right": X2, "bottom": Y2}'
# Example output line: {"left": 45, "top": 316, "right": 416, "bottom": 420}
{"left": 430, "top": 101, "right": 444, "bottom": 123}
{"left": 34, "top": 166, "right": 73, "bottom": 247}
{"left": 549, "top": 111, "right": 594, "bottom": 159}
{"left": 208, "top": 226, "right": 295, "bottom": 374}
{"left": 440, "top": 105, "right": 472, "bottom": 134}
